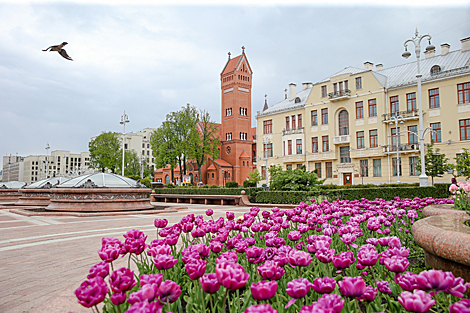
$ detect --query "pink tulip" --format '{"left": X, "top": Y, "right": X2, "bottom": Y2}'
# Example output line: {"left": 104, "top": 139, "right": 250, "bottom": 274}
{"left": 215, "top": 261, "right": 250, "bottom": 291}
{"left": 338, "top": 276, "right": 366, "bottom": 298}
{"left": 287, "top": 249, "right": 313, "bottom": 267}
{"left": 415, "top": 270, "right": 455, "bottom": 294}
{"left": 109, "top": 267, "right": 136, "bottom": 293}
{"left": 244, "top": 304, "right": 277, "bottom": 313}
{"left": 450, "top": 299, "right": 470, "bottom": 313}
{"left": 384, "top": 255, "right": 409, "bottom": 273}
{"left": 257, "top": 261, "right": 285, "bottom": 280}
{"left": 153, "top": 254, "right": 178, "bottom": 270}
{"left": 285, "top": 278, "right": 312, "bottom": 308}
{"left": 312, "top": 277, "right": 336, "bottom": 294}
{"left": 398, "top": 290, "right": 435, "bottom": 313}
{"left": 250, "top": 280, "right": 277, "bottom": 301}
{"left": 185, "top": 259, "right": 207, "bottom": 280}
{"left": 332, "top": 251, "right": 355, "bottom": 269}
{"left": 200, "top": 273, "right": 221, "bottom": 294}
{"left": 156, "top": 280, "right": 182, "bottom": 304}
{"left": 75, "top": 276, "right": 109, "bottom": 308}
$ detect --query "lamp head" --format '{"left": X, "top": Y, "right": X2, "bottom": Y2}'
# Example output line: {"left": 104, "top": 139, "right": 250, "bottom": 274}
{"left": 402, "top": 48, "right": 411, "bottom": 59}
{"left": 425, "top": 40, "right": 435, "bottom": 52}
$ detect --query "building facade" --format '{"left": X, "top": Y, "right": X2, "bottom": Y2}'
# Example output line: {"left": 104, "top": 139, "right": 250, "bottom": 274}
{"left": 2, "top": 150, "right": 91, "bottom": 184}
{"left": 154, "top": 48, "right": 257, "bottom": 186}
{"left": 256, "top": 37, "right": 470, "bottom": 185}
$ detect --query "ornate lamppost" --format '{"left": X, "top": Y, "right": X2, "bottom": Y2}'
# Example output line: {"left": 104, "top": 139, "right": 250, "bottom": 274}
{"left": 120, "top": 111, "right": 130, "bottom": 176}
{"left": 402, "top": 29, "right": 435, "bottom": 186}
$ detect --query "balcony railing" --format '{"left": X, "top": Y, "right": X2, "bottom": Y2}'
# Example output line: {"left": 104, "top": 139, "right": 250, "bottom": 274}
{"left": 382, "top": 109, "right": 419, "bottom": 122}
{"left": 333, "top": 135, "right": 351, "bottom": 145}
{"left": 328, "top": 89, "right": 351, "bottom": 101}
{"left": 282, "top": 127, "right": 304, "bottom": 136}
{"left": 382, "top": 143, "right": 418, "bottom": 154}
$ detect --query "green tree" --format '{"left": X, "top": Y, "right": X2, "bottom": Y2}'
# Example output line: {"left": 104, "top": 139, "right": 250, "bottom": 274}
{"left": 270, "top": 165, "right": 325, "bottom": 191}
{"left": 88, "top": 132, "right": 121, "bottom": 173}
{"left": 188, "top": 109, "right": 220, "bottom": 182}
{"left": 171, "top": 104, "right": 199, "bottom": 176}
{"left": 455, "top": 148, "right": 470, "bottom": 180}
{"left": 416, "top": 142, "right": 453, "bottom": 185}
{"left": 151, "top": 121, "right": 178, "bottom": 183}
{"left": 118, "top": 150, "right": 142, "bottom": 177}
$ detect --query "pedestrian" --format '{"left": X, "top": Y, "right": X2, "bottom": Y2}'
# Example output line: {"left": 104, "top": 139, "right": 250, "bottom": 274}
{"left": 451, "top": 175, "right": 457, "bottom": 184}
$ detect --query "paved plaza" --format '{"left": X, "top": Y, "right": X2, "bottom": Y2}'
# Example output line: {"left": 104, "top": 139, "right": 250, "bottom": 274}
{"left": 0, "top": 203, "right": 253, "bottom": 313}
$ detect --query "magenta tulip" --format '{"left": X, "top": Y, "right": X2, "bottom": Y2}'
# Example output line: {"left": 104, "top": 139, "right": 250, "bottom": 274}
{"left": 338, "top": 276, "right": 366, "bottom": 298}
{"left": 384, "top": 255, "right": 409, "bottom": 273}
{"left": 110, "top": 292, "right": 126, "bottom": 306}
{"left": 154, "top": 218, "right": 168, "bottom": 228}
{"left": 87, "top": 261, "right": 109, "bottom": 279}
{"left": 257, "top": 261, "right": 285, "bottom": 281}
{"left": 75, "top": 276, "right": 109, "bottom": 308}
{"left": 156, "top": 280, "right": 182, "bottom": 304}
{"left": 185, "top": 259, "right": 207, "bottom": 280}
{"left": 206, "top": 209, "right": 213, "bottom": 216}
{"left": 312, "top": 277, "right": 336, "bottom": 294}
{"left": 287, "top": 249, "right": 313, "bottom": 268}
{"left": 415, "top": 269, "right": 455, "bottom": 293}
{"left": 357, "top": 286, "right": 377, "bottom": 302}
{"left": 109, "top": 267, "right": 137, "bottom": 293}
{"left": 315, "top": 293, "right": 344, "bottom": 313}
{"left": 285, "top": 278, "right": 312, "bottom": 308}
{"left": 450, "top": 299, "right": 470, "bottom": 313}
{"left": 398, "top": 290, "right": 435, "bottom": 313}
{"left": 251, "top": 280, "right": 277, "bottom": 301}
{"left": 244, "top": 304, "right": 277, "bottom": 313}
{"left": 200, "top": 273, "right": 221, "bottom": 294}
{"left": 127, "top": 300, "right": 163, "bottom": 313}
{"left": 377, "top": 280, "right": 392, "bottom": 294}
{"left": 215, "top": 261, "right": 250, "bottom": 291}
{"left": 332, "top": 251, "right": 355, "bottom": 269}
{"left": 140, "top": 273, "right": 163, "bottom": 287}
{"left": 127, "top": 284, "right": 158, "bottom": 305}
{"left": 446, "top": 277, "right": 469, "bottom": 297}
{"left": 153, "top": 254, "right": 178, "bottom": 270}
{"left": 398, "top": 272, "right": 419, "bottom": 291}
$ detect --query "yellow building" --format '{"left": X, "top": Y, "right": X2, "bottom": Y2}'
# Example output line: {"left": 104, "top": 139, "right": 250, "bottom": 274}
{"left": 256, "top": 37, "right": 470, "bottom": 185}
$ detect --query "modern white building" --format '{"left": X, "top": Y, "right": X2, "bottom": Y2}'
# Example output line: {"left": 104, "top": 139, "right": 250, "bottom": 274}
{"left": 2, "top": 151, "right": 91, "bottom": 184}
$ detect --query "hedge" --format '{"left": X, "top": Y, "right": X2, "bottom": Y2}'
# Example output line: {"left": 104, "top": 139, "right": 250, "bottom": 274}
{"left": 254, "top": 184, "right": 451, "bottom": 204}
{"left": 153, "top": 187, "right": 263, "bottom": 202}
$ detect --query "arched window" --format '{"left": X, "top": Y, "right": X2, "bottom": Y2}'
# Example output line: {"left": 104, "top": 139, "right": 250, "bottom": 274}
{"left": 165, "top": 175, "right": 170, "bottom": 184}
{"left": 430, "top": 65, "right": 441, "bottom": 75}
{"left": 295, "top": 97, "right": 301, "bottom": 103}
{"left": 338, "top": 110, "right": 349, "bottom": 136}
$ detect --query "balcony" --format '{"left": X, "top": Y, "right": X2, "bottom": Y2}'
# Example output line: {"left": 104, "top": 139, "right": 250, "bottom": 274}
{"left": 283, "top": 154, "right": 306, "bottom": 163}
{"left": 382, "top": 110, "right": 420, "bottom": 122}
{"left": 282, "top": 127, "right": 304, "bottom": 136}
{"left": 328, "top": 89, "right": 351, "bottom": 102}
{"left": 382, "top": 143, "right": 419, "bottom": 154}
{"left": 333, "top": 135, "right": 351, "bottom": 145}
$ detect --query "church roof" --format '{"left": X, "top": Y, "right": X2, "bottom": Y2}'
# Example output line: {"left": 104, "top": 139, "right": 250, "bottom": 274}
{"left": 214, "top": 158, "right": 232, "bottom": 167}
{"left": 239, "top": 150, "right": 250, "bottom": 158}
{"left": 221, "top": 55, "right": 242, "bottom": 75}
{"left": 207, "top": 164, "right": 217, "bottom": 171}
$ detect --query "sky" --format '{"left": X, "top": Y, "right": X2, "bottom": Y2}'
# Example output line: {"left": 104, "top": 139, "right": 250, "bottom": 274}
{"left": 1, "top": 0, "right": 469, "bottom": 168}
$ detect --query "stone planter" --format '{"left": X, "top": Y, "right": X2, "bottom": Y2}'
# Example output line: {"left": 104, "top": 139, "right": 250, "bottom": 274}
{"left": 0, "top": 189, "right": 22, "bottom": 202}
{"left": 412, "top": 204, "right": 470, "bottom": 282}
{"left": 46, "top": 188, "right": 153, "bottom": 212}
{"left": 15, "top": 189, "right": 53, "bottom": 206}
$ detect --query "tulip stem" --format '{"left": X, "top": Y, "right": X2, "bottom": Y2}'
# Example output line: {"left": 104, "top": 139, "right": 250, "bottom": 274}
{"left": 110, "top": 261, "right": 114, "bottom": 272}
{"left": 94, "top": 305, "right": 101, "bottom": 313}
{"left": 128, "top": 253, "right": 132, "bottom": 269}
{"left": 355, "top": 299, "right": 362, "bottom": 313}
{"left": 222, "top": 288, "right": 229, "bottom": 313}
{"left": 209, "top": 294, "right": 215, "bottom": 313}
{"left": 198, "top": 280, "right": 205, "bottom": 311}
{"left": 117, "top": 304, "right": 122, "bottom": 313}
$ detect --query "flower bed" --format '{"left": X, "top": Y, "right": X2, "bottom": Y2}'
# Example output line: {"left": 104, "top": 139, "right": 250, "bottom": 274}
{"left": 75, "top": 197, "right": 470, "bottom": 313}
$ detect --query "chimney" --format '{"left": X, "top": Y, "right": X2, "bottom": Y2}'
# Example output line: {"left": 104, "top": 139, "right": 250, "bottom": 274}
{"left": 424, "top": 48, "right": 435, "bottom": 59}
{"left": 289, "top": 83, "right": 296, "bottom": 101}
{"left": 364, "top": 61, "right": 373, "bottom": 70}
{"left": 441, "top": 43, "right": 450, "bottom": 55}
{"left": 302, "top": 82, "right": 313, "bottom": 90}
{"left": 461, "top": 37, "right": 470, "bottom": 52}
{"left": 376, "top": 64, "right": 383, "bottom": 71}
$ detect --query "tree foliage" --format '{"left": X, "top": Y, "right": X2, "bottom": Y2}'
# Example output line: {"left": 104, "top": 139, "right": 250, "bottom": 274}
{"left": 455, "top": 148, "right": 470, "bottom": 180}
{"left": 88, "top": 132, "right": 121, "bottom": 173}
{"left": 416, "top": 142, "right": 453, "bottom": 185}
{"left": 269, "top": 165, "right": 325, "bottom": 191}
{"left": 151, "top": 121, "right": 178, "bottom": 183}
{"left": 188, "top": 108, "right": 221, "bottom": 181}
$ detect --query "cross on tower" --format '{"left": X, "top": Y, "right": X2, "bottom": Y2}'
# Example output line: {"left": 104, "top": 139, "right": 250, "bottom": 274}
{"left": 241, "top": 46, "right": 245, "bottom": 54}
{"left": 228, "top": 52, "right": 231, "bottom": 59}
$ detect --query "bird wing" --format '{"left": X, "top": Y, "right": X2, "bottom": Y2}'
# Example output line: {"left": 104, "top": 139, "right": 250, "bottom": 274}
{"left": 59, "top": 49, "right": 73, "bottom": 61}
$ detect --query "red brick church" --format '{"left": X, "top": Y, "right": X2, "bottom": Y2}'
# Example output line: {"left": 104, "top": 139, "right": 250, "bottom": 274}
{"left": 154, "top": 47, "right": 256, "bottom": 186}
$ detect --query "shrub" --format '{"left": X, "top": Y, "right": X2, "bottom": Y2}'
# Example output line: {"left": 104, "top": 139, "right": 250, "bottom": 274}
{"left": 139, "top": 177, "right": 152, "bottom": 188}
{"left": 167, "top": 183, "right": 176, "bottom": 188}
{"left": 243, "top": 180, "right": 257, "bottom": 188}
{"left": 225, "top": 181, "right": 239, "bottom": 188}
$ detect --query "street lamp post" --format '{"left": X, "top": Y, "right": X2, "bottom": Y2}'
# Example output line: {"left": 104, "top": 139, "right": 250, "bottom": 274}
{"left": 389, "top": 115, "right": 404, "bottom": 183}
{"left": 402, "top": 29, "right": 435, "bottom": 187}
{"left": 45, "top": 143, "right": 50, "bottom": 179}
{"left": 141, "top": 155, "right": 145, "bottom": 179}
{"left": 120, "top": 111, "right": 130, "bottom": 177}
{"left": 262, "top": 137, "right": 271, "bottom": 185}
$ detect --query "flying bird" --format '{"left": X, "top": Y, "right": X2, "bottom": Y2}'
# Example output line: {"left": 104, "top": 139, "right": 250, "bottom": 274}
{"left": 42, "top": 42, "right": 73, "bottom": 61}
